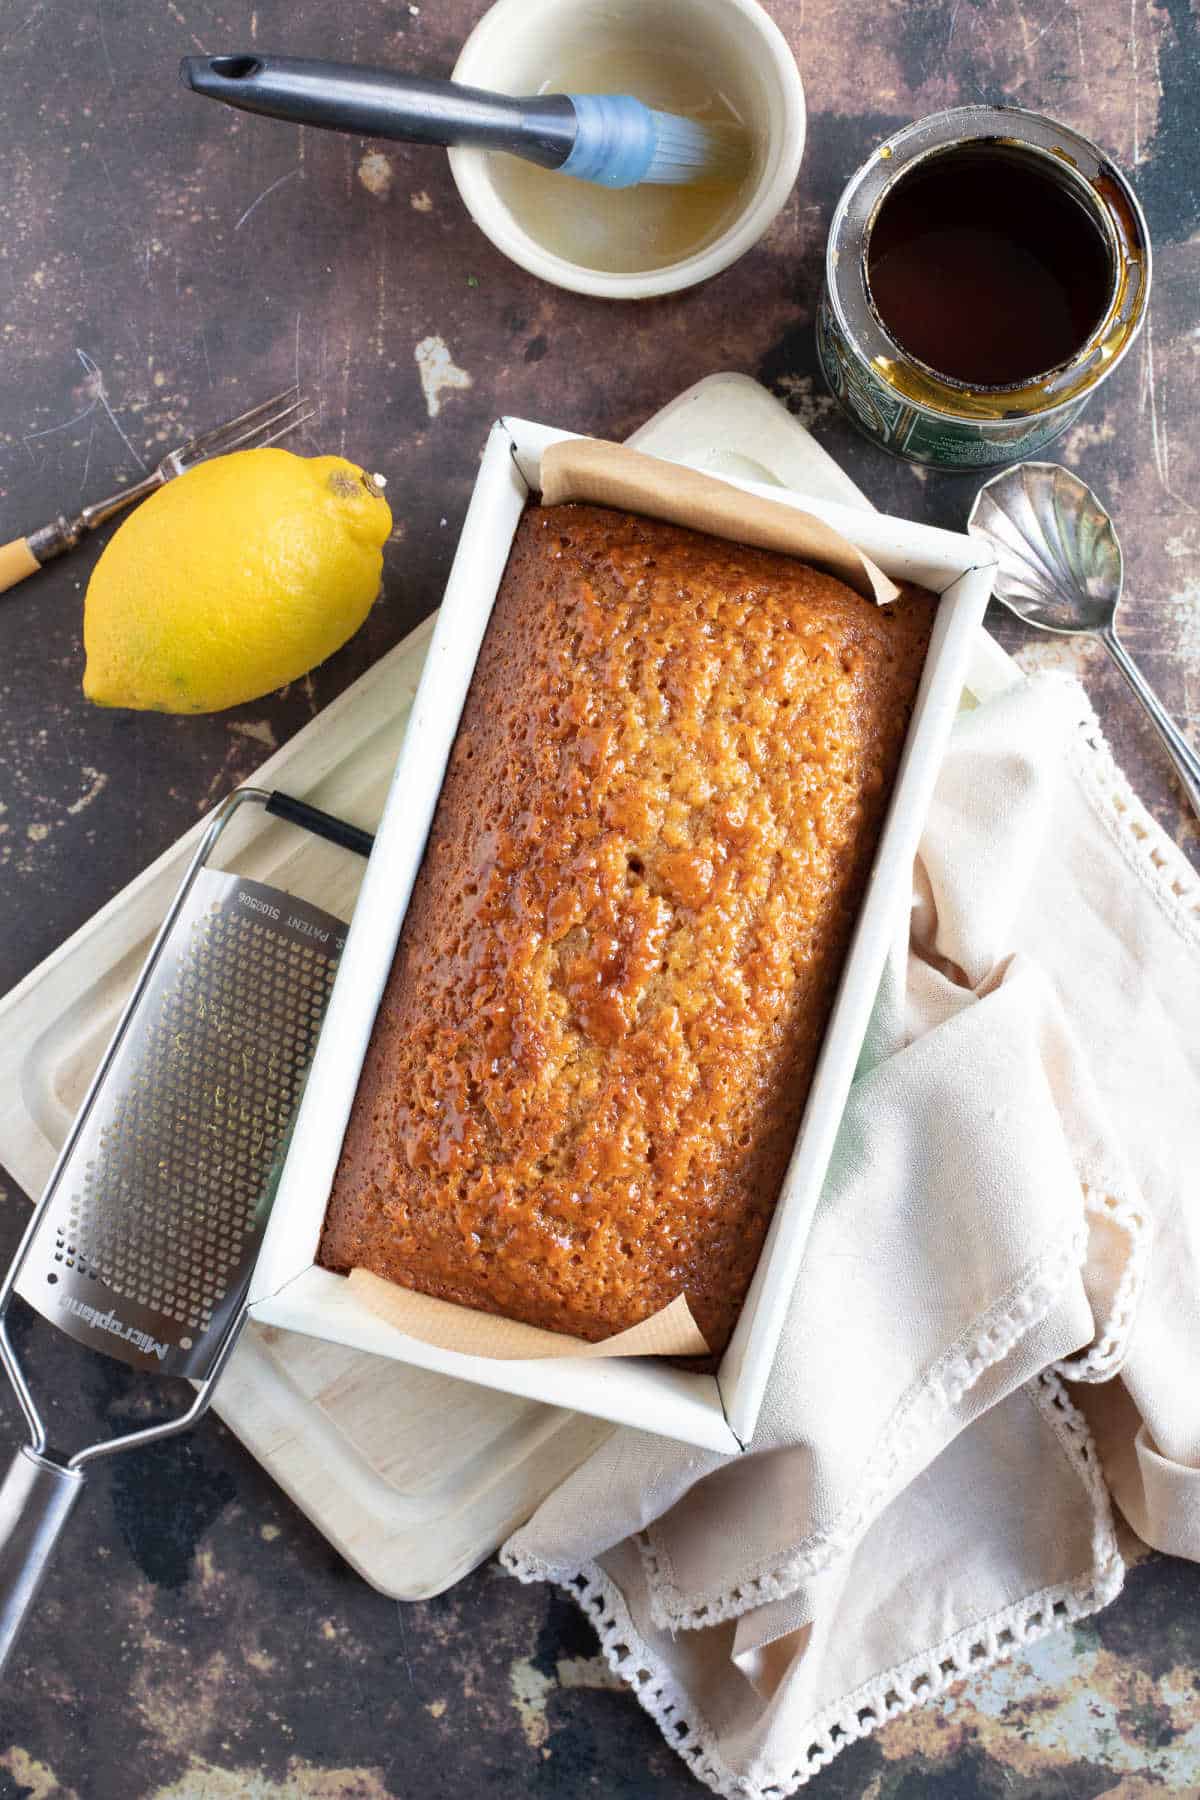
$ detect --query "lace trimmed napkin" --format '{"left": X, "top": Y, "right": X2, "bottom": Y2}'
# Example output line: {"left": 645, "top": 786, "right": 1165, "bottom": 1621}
{"left": 501, "top": 661, "right": 1200, "bottom": 1798}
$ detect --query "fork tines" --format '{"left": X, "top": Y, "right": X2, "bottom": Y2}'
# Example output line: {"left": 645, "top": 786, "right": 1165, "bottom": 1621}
{"left": 178, "top": 385, "right": 315, "bottom": 468}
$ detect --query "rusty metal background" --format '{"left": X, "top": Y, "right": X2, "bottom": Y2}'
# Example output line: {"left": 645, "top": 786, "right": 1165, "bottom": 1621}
{"left": 0, "top": 0, "right": 1198, "bottom": 1793}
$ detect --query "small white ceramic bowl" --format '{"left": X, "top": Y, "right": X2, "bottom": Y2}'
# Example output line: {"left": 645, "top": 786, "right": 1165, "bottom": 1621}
{"left": 448, "top": 0, "right": 806, "bottom": 299}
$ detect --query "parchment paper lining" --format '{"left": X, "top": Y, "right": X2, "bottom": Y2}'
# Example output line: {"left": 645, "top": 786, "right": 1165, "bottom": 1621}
{"left": 349, "top": 1271, "right": 709, "bottom": 1360}
{"left": 540, "top": 437, "right": 900, "bottom": 605}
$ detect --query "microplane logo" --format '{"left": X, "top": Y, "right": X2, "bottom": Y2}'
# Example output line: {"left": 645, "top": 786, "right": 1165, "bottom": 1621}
{"left": 57, "top": 1292, "right": 171, "bottom": 1362}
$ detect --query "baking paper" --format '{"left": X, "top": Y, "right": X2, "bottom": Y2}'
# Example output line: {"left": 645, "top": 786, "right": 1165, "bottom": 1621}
{"left": 540, "top": 436, "right": 900, "bottom": 605}
{"left": 348, "top": 1269, "right": 710, "bottom": 1360}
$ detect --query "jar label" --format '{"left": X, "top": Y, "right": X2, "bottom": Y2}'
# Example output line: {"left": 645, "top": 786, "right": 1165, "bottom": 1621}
{"left": 816, "top": 292, "right": 1087, "bottom": 469}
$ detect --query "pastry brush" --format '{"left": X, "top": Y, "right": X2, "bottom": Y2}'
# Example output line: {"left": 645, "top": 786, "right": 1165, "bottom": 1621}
{"left": 180, "top": 54, "right": 749, "bottom": 188}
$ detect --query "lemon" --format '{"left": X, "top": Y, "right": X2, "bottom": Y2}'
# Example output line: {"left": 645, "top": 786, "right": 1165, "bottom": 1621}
{"left": 83, "top": 448, "right": 392, "bottom": 713}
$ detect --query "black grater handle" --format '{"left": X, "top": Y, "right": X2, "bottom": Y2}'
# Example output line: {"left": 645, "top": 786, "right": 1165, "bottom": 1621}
{"left": 264, "top": 791, "right": 376, "bottom": 860}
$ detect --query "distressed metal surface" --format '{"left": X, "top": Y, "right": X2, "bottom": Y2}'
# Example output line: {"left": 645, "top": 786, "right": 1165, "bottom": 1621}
{"left": 1, "top": 0, "right": 1198, "bottom": 1793}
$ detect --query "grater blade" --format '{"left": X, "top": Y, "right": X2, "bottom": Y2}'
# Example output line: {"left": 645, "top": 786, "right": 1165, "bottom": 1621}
{"left": 13, "top": 870, "right": 346, "bottom": 1380}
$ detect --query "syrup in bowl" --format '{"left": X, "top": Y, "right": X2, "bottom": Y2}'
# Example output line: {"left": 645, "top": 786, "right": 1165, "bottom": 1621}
{"left": 485, "top": 39, "right": 757, "bottom": 275}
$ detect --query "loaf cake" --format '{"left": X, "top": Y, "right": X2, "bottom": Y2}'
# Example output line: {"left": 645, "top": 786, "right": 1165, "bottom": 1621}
{"left": 319, "top": 503, "right": 936, "bottom": 1356}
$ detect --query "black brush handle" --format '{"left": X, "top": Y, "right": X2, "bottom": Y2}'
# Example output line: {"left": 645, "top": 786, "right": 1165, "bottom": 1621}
{"left": 265, "top": 791, "right": 375, "bottom": 860}
{"left": 180, "top": 54, "right": 579, "bottom": 169}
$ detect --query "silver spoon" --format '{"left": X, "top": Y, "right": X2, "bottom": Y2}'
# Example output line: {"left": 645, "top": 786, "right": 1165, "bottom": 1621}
{"left": 968, "top": 461, "right": 1200, "bottom": 821}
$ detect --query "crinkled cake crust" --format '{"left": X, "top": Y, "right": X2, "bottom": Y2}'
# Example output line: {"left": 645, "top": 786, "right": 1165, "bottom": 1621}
{"left": 320, "top": 504, "right": 935, "bottom": 1355}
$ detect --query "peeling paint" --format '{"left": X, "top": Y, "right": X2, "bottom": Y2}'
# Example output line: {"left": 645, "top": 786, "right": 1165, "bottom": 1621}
{"left": 414, "top": 335, "right": 473, "bottom": 419}
{"left": 879, "top": 1629, "right": 1200, "bottom": 1789}
{"left": 132, "top": 1649, "right": 231, "bottom": 1757}
{"left": 509, "top": 1656, "right": 554, "bottom": 1749}
{"left": 229, "top": 719, "right": 278, "bottom": 750}
{"left": 771, "top": 373, "right": 838, "bottom": 430}
{"left": 556, "top": 1653, "right": 627, "bottom": 1692}
{"left": 1012, "top": 635, "right": 1104, "bottom": 678}
{"left": 194, "top": 1546, "right": 220, "bottom": 1589}
{"left": 0, "top": 1747, "right": 79, "bottom": 1800}
{"left": 66, "top": 765, "right": 108, "bottom": 814}
{"left": 506, "top": 1648, "right": 627, "bottom": 1750}
{"left": 1162, "top": 577, "right": 1200, "bottom": 657}
{"left": 357, "top": 152, "right": 394, "bottom": 201}
{"left": 1063, "top": 416, "right": 1119, "bottom": 457}
{"left": 149, "top": 1759, "right": 394, "bottom": 1799}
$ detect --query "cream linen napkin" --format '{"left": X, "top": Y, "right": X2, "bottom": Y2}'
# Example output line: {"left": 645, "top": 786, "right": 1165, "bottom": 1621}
{"left": 501, "top": 665, "right": 1200, "bottom": 1799}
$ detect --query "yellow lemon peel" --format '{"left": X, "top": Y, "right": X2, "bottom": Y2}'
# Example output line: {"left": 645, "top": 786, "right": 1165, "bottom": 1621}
{"left": 83, "top": 447, "right": 392, "bottom": 714}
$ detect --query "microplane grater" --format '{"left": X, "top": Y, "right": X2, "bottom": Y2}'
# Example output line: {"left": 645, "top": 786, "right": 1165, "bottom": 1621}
{"left": 15, "top": 866, "right": 343, "bottom": 1374}
{"left": 0, "top": 785, "right": 374, "bottom": 1674}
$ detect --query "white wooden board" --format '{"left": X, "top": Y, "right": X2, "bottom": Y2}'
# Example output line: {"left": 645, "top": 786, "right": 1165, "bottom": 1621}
{"left": 0, "top": 375, "right": 1019, "bottom": 1596}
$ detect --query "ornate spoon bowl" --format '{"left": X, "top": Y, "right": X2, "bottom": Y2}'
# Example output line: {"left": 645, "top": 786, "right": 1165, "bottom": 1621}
{"left": 968, "top": 461, "right": 1200, "bottom": 821}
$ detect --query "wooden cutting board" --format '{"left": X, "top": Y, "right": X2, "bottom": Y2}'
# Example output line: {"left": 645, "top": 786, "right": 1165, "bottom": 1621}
{"left": 0, "top": 375, "right": 1017, "bottom": 1596}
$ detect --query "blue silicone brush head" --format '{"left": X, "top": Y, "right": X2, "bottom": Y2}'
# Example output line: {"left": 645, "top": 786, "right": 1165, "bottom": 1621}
{"left": 558, "top": 93, "right": 749, "bottom": 188}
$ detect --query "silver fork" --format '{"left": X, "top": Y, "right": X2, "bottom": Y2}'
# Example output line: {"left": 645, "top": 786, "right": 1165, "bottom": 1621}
{"left": 0, "top": 385, "right": 314, "bottom": 595}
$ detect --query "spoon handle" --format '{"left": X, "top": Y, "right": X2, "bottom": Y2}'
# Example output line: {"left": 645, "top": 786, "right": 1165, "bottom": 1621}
{"left": 1101, "top": 626, "right": 1200, "bottom": 823}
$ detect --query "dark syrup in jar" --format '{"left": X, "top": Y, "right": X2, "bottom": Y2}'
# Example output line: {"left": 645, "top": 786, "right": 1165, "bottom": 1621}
{"left": 866, "top": 146, "right": 1114, "bottom": 388}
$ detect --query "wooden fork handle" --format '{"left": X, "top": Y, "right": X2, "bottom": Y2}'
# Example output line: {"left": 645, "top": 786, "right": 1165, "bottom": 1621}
{"left": 2, "top": 480, "right": 163, "bottom": 596}
{"left": 0, "top": 515, "right": 89, "bottom": 594}
{"left": 0, "top": 538, "right": 42, "bottom": 594}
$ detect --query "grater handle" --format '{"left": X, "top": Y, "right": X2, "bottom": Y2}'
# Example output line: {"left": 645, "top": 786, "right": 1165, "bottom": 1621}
{"left": 264, "top": 790, "right": 375, "bottom": 858}
{"left": 0, "top": 1447, "right": 85, "bottom": 1676}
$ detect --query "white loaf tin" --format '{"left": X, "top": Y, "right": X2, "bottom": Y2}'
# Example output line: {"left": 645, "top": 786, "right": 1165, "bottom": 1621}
{"left": 249, "top": 418, "right": 997, "bottom": 1453}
